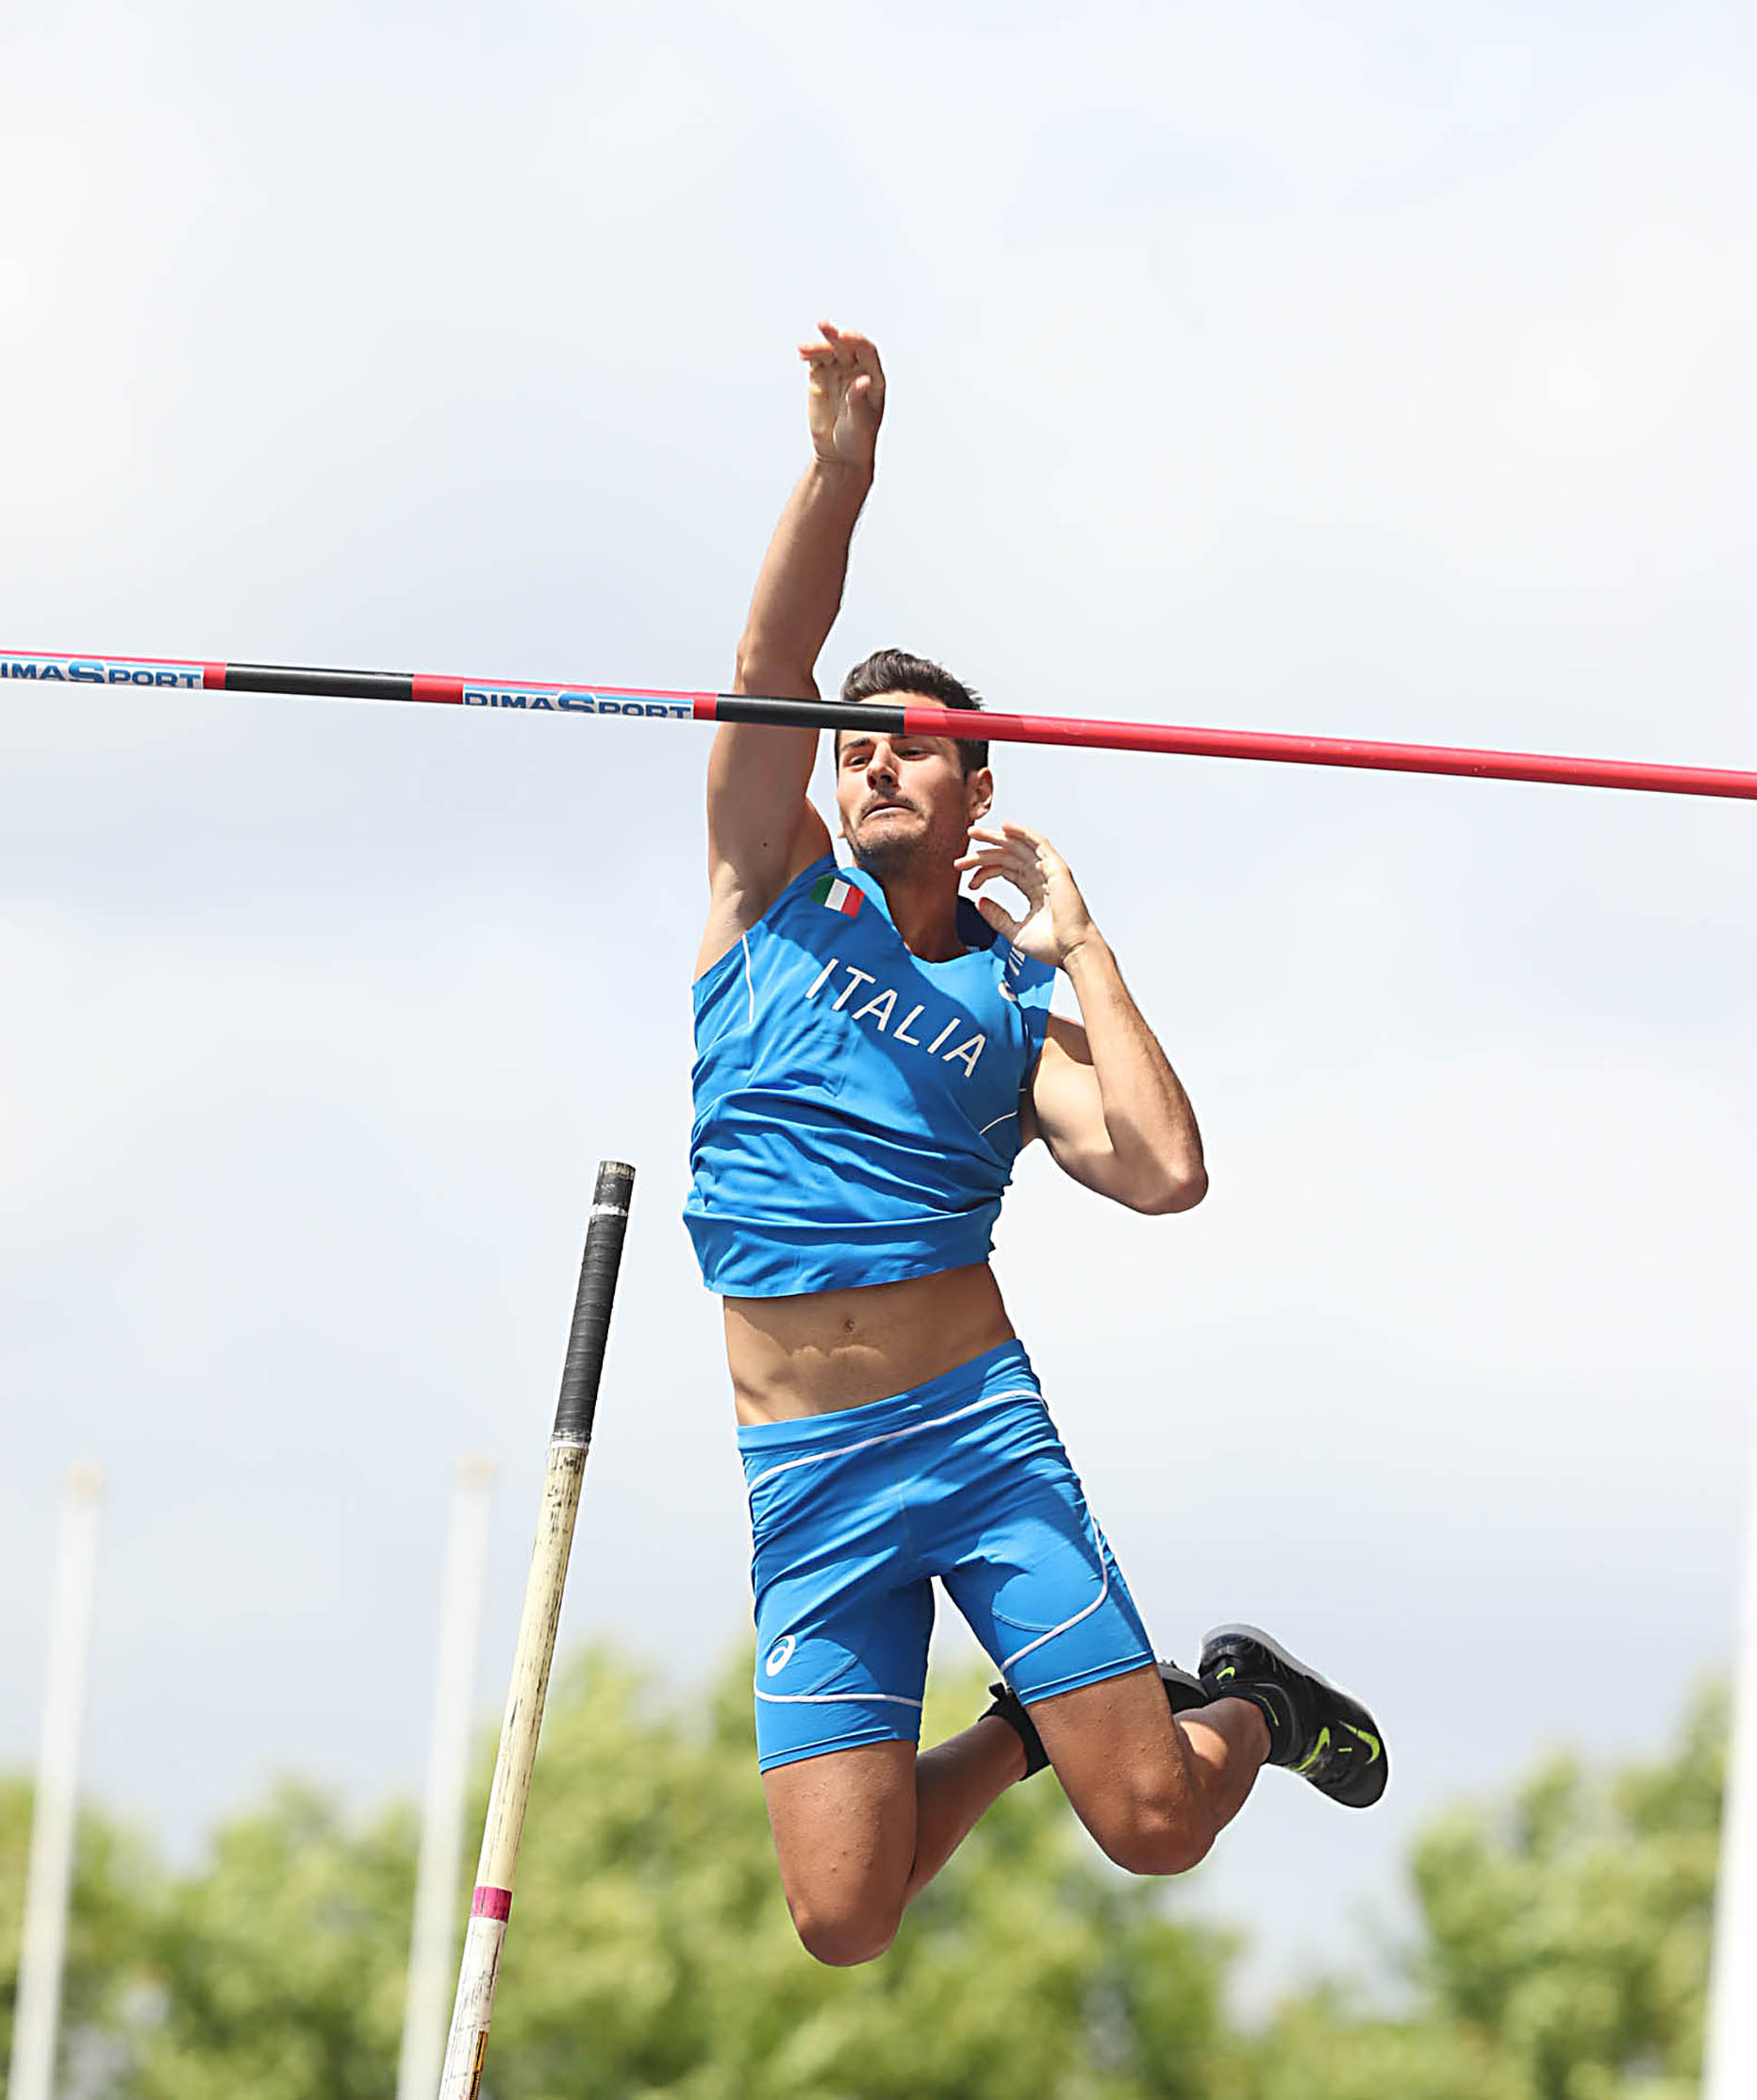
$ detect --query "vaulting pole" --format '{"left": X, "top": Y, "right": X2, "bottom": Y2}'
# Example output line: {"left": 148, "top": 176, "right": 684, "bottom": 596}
{"left": 8, "top": 1464, "right": 104, "bottom": 2100}
{"left": 4, "top": 650, "right": 1753, "bottom": 801}
{"left": 396, "top": 1455, "right": 495, "bottom": 2100}
{"left": 438, "top": 1163, "right": 634, "bottom": 2100}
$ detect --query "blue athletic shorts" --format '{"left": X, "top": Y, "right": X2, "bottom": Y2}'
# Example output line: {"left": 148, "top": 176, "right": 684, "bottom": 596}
{"left": 737, "top": 1339, "right": 1154, "bottom": 1771}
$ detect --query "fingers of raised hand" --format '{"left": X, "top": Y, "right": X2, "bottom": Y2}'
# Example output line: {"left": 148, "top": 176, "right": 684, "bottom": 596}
{"left": 961, "top": 839, "right": 1028, "bottom": 873}
{"left": 802, "top": 322, "right": 882, "bottom": 368}
{"left": 799, "top": 321, "right": 840, "bottom": 363}
{"left": 957, "top": 858, "right": 1044, "bottom": 913}
{"left": 820, "top": 320, "right": 882, "bottom": 364}
{"left": 801, "top": 320, "right": 848, "bottom": 357}
{"left": 962, "top": 863, "right": 1030, "bottom": 894}
{"left": 801, "top": 327, "right": 886, "bottom": 447}
{"left": 968, "top": 820, "right": 1056, "bottom": 867}
{"left": 956, "top": 837, "right": 1036, "bottom": 873}
{"left": 821, "top": 325, "right": 886, "bottom": 409}
{"left": 962, "top": 833, "right": 1047, "bottom": 883}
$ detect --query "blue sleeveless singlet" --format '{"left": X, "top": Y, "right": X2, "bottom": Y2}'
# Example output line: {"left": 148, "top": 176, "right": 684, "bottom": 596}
{"left": 685, "top": 853, "right": 1055, "bottom": 1297}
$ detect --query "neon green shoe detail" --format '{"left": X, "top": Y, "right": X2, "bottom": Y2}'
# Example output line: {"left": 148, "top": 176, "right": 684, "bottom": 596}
{"left": 1294, "top": 1725, "right": 1331, "bottom": 1775}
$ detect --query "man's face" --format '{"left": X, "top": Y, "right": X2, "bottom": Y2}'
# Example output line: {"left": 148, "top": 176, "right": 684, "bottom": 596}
{"left": 835, "top": 693, "right": 993, "bottom": 877}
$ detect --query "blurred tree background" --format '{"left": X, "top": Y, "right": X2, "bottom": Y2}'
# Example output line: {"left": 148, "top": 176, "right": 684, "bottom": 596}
{"left": 0, "top": 1651, "right": 1725, "bottom": 2099}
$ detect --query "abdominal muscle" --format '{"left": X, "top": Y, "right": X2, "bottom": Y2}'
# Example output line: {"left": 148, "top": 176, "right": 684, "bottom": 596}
{"left": 723, "top": 1262, "right": 1016, "bottom": 1424}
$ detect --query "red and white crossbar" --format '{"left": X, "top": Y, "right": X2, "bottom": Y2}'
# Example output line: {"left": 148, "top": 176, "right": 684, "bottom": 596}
{"left": 4, "top": 649, "right": 1753, "bottom": 802}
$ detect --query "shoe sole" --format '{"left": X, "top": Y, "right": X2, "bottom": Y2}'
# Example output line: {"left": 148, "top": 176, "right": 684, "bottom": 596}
{"left": 1201, "top": 1622, "right": 1388, "bottom": 1809}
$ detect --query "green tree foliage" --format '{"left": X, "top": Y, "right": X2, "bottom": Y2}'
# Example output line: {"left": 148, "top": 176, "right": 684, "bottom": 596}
{"left": 1250, "top": 1684, "right": 1725, "bottom": 2100}
{"left": 0, "top": 1659, "right": 1730, "bottom": 2100}
{"left": 127, "top": 1782, "right": 415, "bottom": 2100}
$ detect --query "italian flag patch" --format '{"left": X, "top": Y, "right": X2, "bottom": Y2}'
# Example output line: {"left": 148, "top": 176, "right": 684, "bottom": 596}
{"left": 810, "top": 874, "right": 863, "bottom": 918}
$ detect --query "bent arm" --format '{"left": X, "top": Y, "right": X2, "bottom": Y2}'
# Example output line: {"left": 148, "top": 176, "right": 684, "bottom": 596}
{"left": 957, "top": 821, "right": 1206, "bottom": 1215}
{"left": 1024, "top": 945, "right": 1207, "bottom": 1215}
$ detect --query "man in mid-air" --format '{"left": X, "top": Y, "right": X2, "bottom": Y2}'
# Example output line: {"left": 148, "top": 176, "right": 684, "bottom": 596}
{"left": 684, "top": 322, "right": 1385, "bottom": 1967}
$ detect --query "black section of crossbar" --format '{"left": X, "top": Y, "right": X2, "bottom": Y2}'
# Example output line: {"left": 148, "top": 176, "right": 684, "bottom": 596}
{"left": 225, "top": 662, "right": 419, "bottom": 703}
{"left": 714, "top": 694, "right": 910, "bottom": 734}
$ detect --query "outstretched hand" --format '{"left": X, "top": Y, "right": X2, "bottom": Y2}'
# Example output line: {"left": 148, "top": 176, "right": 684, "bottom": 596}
{"left": 801, "top": 322, "right": 885, "bottom": 471}
{"left": 955, "top": 822, "right": 1100, "bottom": 969}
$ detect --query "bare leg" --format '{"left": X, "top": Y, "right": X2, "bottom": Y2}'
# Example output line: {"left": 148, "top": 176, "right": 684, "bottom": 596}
{"left": 1033, "top": 1664, "right": 1270, "bottom": 1875}
{"left": 763, "top": 1675, "right": 1270, "bottom": 1963}
{"left": 1175, "top": 1696, "right": 1272, "bottom": 1833}
{"left": 761, "top": 1742, "right": 916, "bottom": 1966}
{"left": 762, "top": 1716, "right": 1027, "bottom": 1964}
{"left": 902, "top": 1713, "right": 1027, "bottom": 1900}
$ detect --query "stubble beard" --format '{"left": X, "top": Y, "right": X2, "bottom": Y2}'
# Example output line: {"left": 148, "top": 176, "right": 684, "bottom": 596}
{"left": 848, "top": 807, "right": 943, "bottom": 883}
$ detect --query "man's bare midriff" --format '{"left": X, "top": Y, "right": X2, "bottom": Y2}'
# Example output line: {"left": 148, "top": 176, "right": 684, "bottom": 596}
{"left": 724, "top": 1262, "right": 1016, "bottom": 1424}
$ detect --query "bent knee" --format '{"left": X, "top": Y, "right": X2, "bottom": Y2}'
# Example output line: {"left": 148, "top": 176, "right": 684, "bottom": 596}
{"left": 790, "top": 1898, "right": 902, "bottom": 1968}
{"left": 1098, "top": 1805, "right": 1215, "bottom": 1879}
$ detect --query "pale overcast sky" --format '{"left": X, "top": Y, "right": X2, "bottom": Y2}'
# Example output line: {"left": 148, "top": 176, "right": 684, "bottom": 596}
{"left": 3, "top": 0, "right": 1753, "bottom": 2008}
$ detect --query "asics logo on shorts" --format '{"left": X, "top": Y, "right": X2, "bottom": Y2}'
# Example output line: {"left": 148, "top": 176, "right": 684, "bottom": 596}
{"left": 764, "top": 1635, "right": 797, "bottom": 1677}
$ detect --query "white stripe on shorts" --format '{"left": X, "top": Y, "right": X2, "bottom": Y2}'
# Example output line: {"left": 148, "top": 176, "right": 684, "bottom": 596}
{"left": 743, "top": 1386, "right": 1043, "bottom": 1496}
{"left": 998, "top": 1516, "right": 1115, "bottom": 1676}
{"left": 754, "top": 1689, "right": 924, "bottom": 1708}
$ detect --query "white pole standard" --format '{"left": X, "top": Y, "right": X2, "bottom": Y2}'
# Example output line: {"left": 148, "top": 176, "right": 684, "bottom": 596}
{"left": 1705, "top": 1400, "right": 1757, "bottom": 2100}
{"left": 396, "top": 1456, "right": 496, "bottom": 2100}
{"left": 7, "top": 1463, "right": 105, "bottom": 2100}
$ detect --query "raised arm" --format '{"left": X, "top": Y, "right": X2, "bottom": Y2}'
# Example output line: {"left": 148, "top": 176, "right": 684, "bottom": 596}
{"left": 695, "top": 323, "right": 886, "bottom": 978}
{"left": 958, "top": 822, "right": 1208, "bottom": 1215}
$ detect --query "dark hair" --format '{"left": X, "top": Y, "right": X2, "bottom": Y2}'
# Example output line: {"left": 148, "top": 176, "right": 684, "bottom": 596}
{"left": 837, "top": 648, "right": 988, "bottom": 774}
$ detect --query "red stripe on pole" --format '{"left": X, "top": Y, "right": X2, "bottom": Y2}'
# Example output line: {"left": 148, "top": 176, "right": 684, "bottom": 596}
{"left": 900, "top": 703, "right": 1757, "bottom": 802}
{"left": 413, "top": 673, "right": 464, "bottom": 704}
{"left": 203, "top": 664, "right": 225, "bottom": 689}
{"left": 6, "top": 648, "right": 210, "bottom": 671}
{"left": 470, "top": 1886, "right": 512, "bottom": 1922}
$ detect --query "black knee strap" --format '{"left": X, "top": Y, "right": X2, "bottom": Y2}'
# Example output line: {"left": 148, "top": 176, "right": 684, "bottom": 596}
{"left": 1162, "top": 1664, "right": 1212, "bottom": 1715}
{"left": 983, "top": 1682, "right": 1050, "bottom": 1778}
{"left": 986, "top": 1664, "right": 1212, "bottom": 1781}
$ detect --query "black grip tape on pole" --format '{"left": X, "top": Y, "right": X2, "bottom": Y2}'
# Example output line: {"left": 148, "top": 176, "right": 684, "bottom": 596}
{"left": 551, "top": 1160, "right": 635, "bottom": 1446}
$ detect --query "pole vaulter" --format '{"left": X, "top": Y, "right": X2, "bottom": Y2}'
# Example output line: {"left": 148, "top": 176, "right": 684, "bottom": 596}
{"left": 439, "top": 1162, "right": 634, "bottom": 2100}
{"left": 1, "top": 649, "right": 1753, "bottom": 801}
